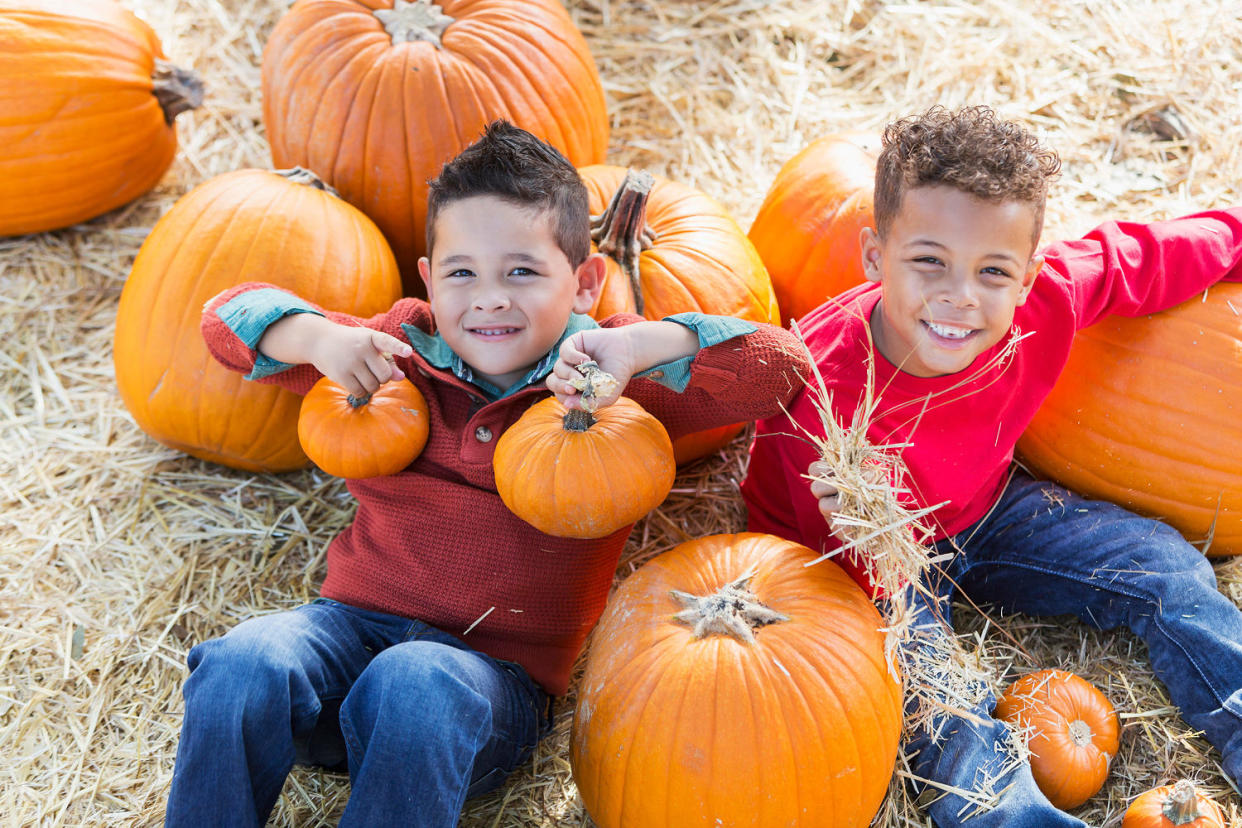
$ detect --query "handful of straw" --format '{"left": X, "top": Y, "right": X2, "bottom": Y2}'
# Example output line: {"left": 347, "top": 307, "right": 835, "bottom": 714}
{"left": 789, "top": 320, "right": 1028, "bottom": 820}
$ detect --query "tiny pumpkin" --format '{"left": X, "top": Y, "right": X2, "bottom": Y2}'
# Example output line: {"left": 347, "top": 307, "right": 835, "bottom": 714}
{"left": 1122, "top": 780, "right": 1226, "bottom": 828}
{"left": 748, "top": 132, "right": 880, "bottom": 326}
{"left": 493, "top": 365, "right": 675, "bottom": 539}
{"left": 994, "top": 668, "right": 1120, "bottom": 809}
{"left": 571, "top": 532, "right": 903, "bottom": 828}
{"left": 298, "top": 376, "right": 429, "bottom": 478}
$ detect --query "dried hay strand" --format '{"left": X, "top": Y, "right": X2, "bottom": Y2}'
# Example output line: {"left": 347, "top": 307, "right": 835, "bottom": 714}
{"left": 1, "top": 0, "right": 1241, "bottom": 826}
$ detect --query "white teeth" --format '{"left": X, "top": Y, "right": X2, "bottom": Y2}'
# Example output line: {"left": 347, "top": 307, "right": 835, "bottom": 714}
{"left": 927, "top": 322, "right": 972, "bottom": 339}
{"left": 474, "top": 328, "right": 517, "bottom": 336}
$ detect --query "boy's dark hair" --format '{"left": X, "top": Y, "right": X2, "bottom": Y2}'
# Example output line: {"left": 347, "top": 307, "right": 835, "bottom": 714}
{"left": 874, "top": 105, "right": 1061, "bottom": 244}
{"left": 425, "top": 120, "right": 591, "bottom": 266}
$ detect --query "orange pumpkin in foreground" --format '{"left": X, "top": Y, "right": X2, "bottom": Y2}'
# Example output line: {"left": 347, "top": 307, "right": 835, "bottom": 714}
{"left": 994, "top": 669, "right": 1120, "bottom": 809}
{"left": 492, "top": 393, "right": 675, "bottom": 539}
{"left": 262, "top": 0, "right": 608, "bottom": 288}
{"left": 748, "top": 132, "right": 880, "bottom": 326}
{"left": 0, "top": 0, "right": 203, "bottom": 235}
{"left": 580, "top": 165, "right": 780, "bottom": 462}
{"left": 1018, "top": 282, "right": 1242, "bottom": 556}
{"left": 1122, "top": 780, "right": 1226, "bottom": 828}
{"left": 572, "top": 532, "right": 902, "bottom": 828}
{"left": 114, "top": 168, "right": 402, "bottom": 472}
{"left": 298, "top": 377, "right": 429, "bottom": 478}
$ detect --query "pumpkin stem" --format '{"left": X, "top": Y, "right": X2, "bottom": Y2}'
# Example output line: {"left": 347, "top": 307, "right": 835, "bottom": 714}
{"left": 590, "top": 169, "right": 657, "bottom": 316}
{"left": 567, "top": 361, "right": 620, "bottom": 414}
{"left": 1163, "top": 780, "right": 1207, "bottom": 825}
{"left": 374, "top": 0, "right": 455, "bottom": 48}
{"left": 276, "top": 167, "right": 340, "bottom": 197}
{"left": 563, "top": 407, "right": 596, "bottom": 432}
{"left": 670, "top": 571, "right": 789, "bottom": 645}
{"left": 151, "top": 59, "right": 204, "bottom": 126}
{"left": 346, "top": 393, "right": 372, "bottom": 408}
{"left": 1067, "top": 719, "right": 1094, "bottom": 747}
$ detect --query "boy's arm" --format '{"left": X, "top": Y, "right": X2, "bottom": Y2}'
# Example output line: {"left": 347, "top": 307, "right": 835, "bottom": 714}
{"left": 1041, "top": 206, "right": 1242, "bottom": 328}
{"left": 547, "top": 312, "right": 811, "bottom": 438}
{"left": 201, "top": 283, "right": 426, "bottom": 395}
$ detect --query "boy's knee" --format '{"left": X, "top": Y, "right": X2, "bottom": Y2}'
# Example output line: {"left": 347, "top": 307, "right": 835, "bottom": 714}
{"left": 348, "top": 644, "right": 494, "bottom": 728}
{"left": 184, "top": 634, "right": 309, "bottom": 717}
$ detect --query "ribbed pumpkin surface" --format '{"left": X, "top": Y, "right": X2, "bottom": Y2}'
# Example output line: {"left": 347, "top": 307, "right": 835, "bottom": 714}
{"left": 114, "top": 168, "right": 403, "bottom": 472}
{"left": 581, "top": 164, "right": 780, "bottom": 325}
{"left": 261, "top": 0, "right": 608, "bottom": 287}
{"left": 572, "top": 532, "right": 902, "bottom": 828}
{"left": 1017, "top": 282, "right": 1242, "bottom": 555}
{"left": 492, "top": 396, "right": 675, "bottom": 539}
{"left": 298, "top": 376, "right": 429, "bottom": 479}
{"left": 748, "top": 132, "right": 879, "bottom": 326}
{"left": 0, "top": 0, "right": 186, "bottom": 234}
{"left": 994, "top": 669, "right": 1119, "bottom": 810}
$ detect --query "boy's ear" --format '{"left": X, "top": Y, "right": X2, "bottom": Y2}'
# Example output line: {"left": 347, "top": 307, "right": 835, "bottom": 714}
{"left": 860, "top": 226, "right": 883, "bottom": 284}
{"left": 1015, "top": 254, "right": 1044, "bottom": 306}
{"left": 571, "top": 253, "right": 605, "bottom": 314}
{"left": 417, "top": 257, "right": 434, "bottom": 300}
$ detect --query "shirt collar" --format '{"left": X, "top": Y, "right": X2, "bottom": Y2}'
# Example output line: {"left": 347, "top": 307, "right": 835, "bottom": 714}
{"left": 401, "top": 312, "right": 600, "bottom": 400}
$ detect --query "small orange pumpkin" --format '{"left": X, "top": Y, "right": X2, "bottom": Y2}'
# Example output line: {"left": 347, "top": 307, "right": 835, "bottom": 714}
{"left": 262, "top": 0, "right": 608, "bottom": 289}
{"left": 580, "top": 166, "right": 776, "bottom": 463}
{"left": 993, "top": 669, "right": 1120, "bottom": 809}
{"left": 1122, "top": 780, "right": 1226, "bottom": 828}
{"left": 298, "top": 376, "right": 429, "bottom": 478}
{"left": 492, "top": 391, "right": 675, "bottom": 539}
{"left": 571, "top": 532, "right": 902, "bottom": 828}
{"left": 748, "top": 132, "right": 880, "bottom": 326}
{"left": 114, "top": 168, "right": 403, "bottom": 472}
{"left": 0, "top": 0, "right": 203, "bottom": 235}
{"left": 1018, "top": 282, "right": 1242, "bottom": 556}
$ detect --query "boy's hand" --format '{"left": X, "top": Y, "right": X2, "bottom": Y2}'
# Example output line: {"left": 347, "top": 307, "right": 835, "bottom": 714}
{"left": 808, "top": 460, "right": 843, "bottom": 528}
{"left": 547, "top": 328, "right": 636, "bottom": 410}
{"left": 259, "top": 313, "right": 411, "bottom": 397}
{"left": 547, "top": 322, "right": 699, "bottom": 410}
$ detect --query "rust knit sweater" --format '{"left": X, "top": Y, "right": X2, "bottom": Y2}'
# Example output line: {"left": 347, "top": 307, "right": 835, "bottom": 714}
{"left": 202, "top": 284, "right": 809, "bottom": 694}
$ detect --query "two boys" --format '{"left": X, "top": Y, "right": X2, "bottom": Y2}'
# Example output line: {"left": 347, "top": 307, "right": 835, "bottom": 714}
{"left": 744, "top": 105, "right": 1242, "bottom": 825}
{"left": 166, "top": 122, "right": 808, "bottom": 826}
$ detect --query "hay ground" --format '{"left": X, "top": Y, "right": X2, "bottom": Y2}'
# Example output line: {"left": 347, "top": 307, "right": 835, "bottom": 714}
{"left": 2, "top": 0, "right": 1241, "bottom": 825}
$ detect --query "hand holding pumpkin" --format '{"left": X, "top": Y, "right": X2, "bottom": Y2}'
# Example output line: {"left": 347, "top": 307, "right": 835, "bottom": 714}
{"left": 259, "top": 314, "right": 412, "bottom": 397}
{"left": 547, "top": 322, "right": 697, "bottom": 409}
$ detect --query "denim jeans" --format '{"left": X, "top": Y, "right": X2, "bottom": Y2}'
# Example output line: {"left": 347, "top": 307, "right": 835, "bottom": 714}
{"left": 902, "top": 470, "right": 1242, "bottom": 827}
{"left": 165, "top": 598, "right": 552, "bottom": 828}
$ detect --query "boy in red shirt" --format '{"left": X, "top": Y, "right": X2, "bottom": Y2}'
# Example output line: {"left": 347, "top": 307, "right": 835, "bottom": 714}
{"left": 744, "top": 106, "right": 1242, "bottom": 826}
{"left": 166, "top": 121, "right": 808, "bottom": 827}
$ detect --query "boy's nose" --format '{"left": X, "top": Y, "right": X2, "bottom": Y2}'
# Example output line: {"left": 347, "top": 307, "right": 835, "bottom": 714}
{"left": 940, "top": 272, "right": 979, "bottom": 308}
{"left": 472, "top": 289, "right": 511, "bottom": 311}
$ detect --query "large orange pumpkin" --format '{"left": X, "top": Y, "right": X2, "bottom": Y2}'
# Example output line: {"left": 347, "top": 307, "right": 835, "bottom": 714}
{"left": 1017, "top": 282, "right": 1242, "bottom": 556}
{"left": 1121, "top": 780, "right": 1226, "bottom": 828}
{"left": 261, "top": 0, "right": 608, "bottom": 290}
{"left": 581, "top": 166, "right": 780, "bottom": 463}
{"left": 748, "top": 132, "right": 880, "bottom": 326}
{"left": 298, "top": 376, "right": 429, "bottom": 478}
{"left": 993, "top": 669, "right": 1120, "bottom": 809}
{"left": 571, "top": 532, "right": 902, "bottom": 828}
{"left": 0, "top": 0, "right": 203, "bottom": 235}
{"left": 493, "top": 390, "right": 675, "bottom": 539}
{"left": 114, "top": 168, "right": 403, "bottom": 472}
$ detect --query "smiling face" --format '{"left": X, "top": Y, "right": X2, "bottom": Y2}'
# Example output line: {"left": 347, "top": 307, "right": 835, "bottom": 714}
{"left": 419, "top": 195, "right": 602, "bottom": 390}
{"left": 861, "top": 185, "right": 1044, "bottom": 378}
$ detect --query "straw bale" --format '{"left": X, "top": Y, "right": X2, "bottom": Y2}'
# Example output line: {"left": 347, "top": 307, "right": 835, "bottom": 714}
{"left": 2, "top": 0, "right": 1241, "bottom": 825}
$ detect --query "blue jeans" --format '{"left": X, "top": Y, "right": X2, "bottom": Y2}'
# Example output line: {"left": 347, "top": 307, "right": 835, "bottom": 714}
{"left": 165, "top": 598, "right": 552, "bottom": 827}
{"left": 902, "top": 470, "right": 1242, "bottom": 827}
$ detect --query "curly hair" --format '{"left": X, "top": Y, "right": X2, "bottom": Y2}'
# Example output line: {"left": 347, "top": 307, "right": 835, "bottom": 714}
{"left": 426, "top": 120, "right": 590, "bottom": 266}
{"left": 873, "top": 105, "right": 1061, "bottom": 243}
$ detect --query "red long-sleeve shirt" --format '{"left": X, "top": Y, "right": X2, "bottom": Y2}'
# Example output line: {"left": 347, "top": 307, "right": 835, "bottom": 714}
{"left": 743, "top": 209, "right": 1242, "bottom": 595}
{"left": 203, "top": 284, "right": 809, "bottom": 694}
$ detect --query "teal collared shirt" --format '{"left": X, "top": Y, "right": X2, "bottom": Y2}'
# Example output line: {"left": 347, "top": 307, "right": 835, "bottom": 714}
{"left": 217, "top": 288, "right": 756, "bottom": 399}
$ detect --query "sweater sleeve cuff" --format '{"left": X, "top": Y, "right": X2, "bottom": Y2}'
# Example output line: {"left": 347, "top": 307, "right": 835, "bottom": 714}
{"left": 215, "top": 288, "right": 323, "bottom": 380}
{"left": 634, "top": 313, "right": 759, "bottom": 391}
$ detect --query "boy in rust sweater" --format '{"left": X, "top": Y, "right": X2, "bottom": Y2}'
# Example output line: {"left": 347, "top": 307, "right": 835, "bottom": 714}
{"left": 165, "top": 121, "right": 808, "bottom": 827}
